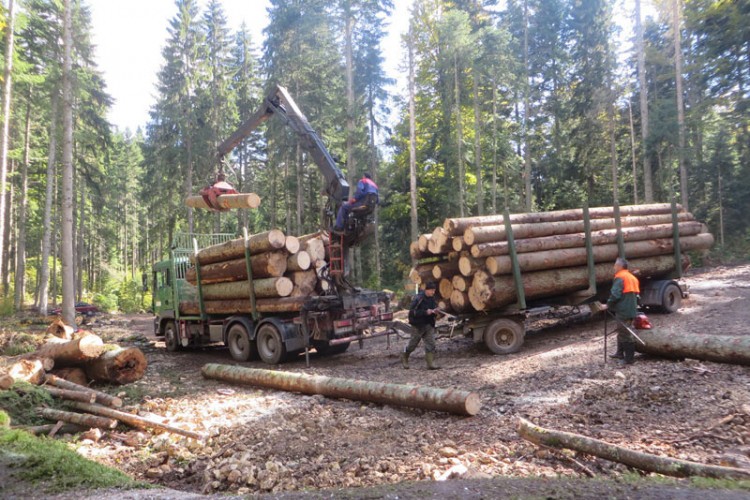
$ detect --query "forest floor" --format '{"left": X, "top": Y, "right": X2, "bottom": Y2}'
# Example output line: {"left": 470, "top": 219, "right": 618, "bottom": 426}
{"left": 3, "top": 263, "right": 750, "bottom": 499}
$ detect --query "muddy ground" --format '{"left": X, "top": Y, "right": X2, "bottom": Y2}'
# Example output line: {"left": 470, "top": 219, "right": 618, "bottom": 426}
{"left": 6, "top": 263, "right": 750, "bottom": 498}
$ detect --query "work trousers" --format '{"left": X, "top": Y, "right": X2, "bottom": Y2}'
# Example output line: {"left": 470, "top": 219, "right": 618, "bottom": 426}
{"left": 406, "top": 324, "right": 436, "bottom": 353}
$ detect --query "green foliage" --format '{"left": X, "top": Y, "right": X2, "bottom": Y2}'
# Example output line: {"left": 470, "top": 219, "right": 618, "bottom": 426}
{"left": 0, "top": 410, "right": 10, "bottom": 427}
{"left": 0, "top": 296, "right": 14, "bottom": 317}
{"left": 1, "top": 333, "right": 38, "bottom": 356}
{"left": 0, "top": 383, "right": 55, "bottom": 426}
{"left": 0, "top": 428, "right": 138, "bottom": 492}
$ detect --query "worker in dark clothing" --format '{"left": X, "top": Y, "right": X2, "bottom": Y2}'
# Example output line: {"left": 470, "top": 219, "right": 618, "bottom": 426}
{"left": 603, "top": 257, "right": 640, "bottom": 365}
{"left": 402, "top": 281, "right": 440, "bottom": 370}
{"left": 333, "top": 172, "right": 379, "bottom": 232}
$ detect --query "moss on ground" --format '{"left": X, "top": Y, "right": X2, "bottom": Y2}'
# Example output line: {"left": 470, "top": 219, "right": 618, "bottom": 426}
{"left": 0, "top": 382, "right": 58, "bottom": 426}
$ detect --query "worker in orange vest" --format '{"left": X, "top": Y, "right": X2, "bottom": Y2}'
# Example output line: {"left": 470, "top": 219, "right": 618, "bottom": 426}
{"left": 602, "top": 257, "right": 640, "bottom": 365}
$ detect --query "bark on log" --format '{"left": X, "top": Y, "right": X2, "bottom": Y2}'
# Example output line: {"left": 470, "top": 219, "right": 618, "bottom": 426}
{"left": 69, "top": 402, "right": 206, "bottom": 440}
{"left": 635, "top": 330, "right": 750, "bottom": 366}
{"left": 2, "top": 356, "right": 54, "bottom": 371}
{"left": 186, "top": 252, "right": 288, "bottom": 284}
{"left": 286, "top": 251, "right": 311, "bottom": 272}
{"left": 38, "top": 407, "right": 119, "bottom": 430}
{"left": 449, "top": 290, "right": 473, "bottom": 314}
{"left": 298, "top": 231, "right": 324, "bottom": 244}
{"left": 452, "top": 275, "right": 471, "bottom": 293}
{"left": 180, "top": 296, "right": 309, "bottom": 315}
{"left": 184, "top": 193, "right": 261, "bottom": 211}
{"left": 458, "top": 256, "right": 485, "bottom": 277}
{"left": 464, "top": 213, "right": 693, "bottom": 246}
{"left": 432, "top": 262, "right": 460, "bottom": 280}
{"left": 201, "top": 364, "right": 481, "bottom": 416}
{"left": 33, "top": 334, "right": 104, "bottom": 368}
{"left": 37, "top": 386, "right": 96, "bottom": 403}
{"left": 471, "top": 221, "right": 705, "bottom": 258}
{"left": 201, "top": 277, "right": 294, "bottom": 300}
{"left": 193, "top": 230, "right": 286, "bottom": 265}
{"left": 47, "top": 367, "right": 88, "bottom": 387}
{"left": 469, "top": 255, "right": 682, "bottom": 311}
{"left": 19, "top": 423, "right": 86, "bottom": 435}
{"left": 517, "top": 417, "right": 750, "bottom": 480}
{"left": 485, "top": 233, "right": 714, "bottom": 275}
{"left": 85, "top": 347, "right": 148, "bottom": 385}
{"left": 284, "top": 235, "right": 300, "bottom": 254}
{"left": 439, "top": 278, "right": 454, "bottom": 300}
{"left": 445, "top": 203, "right": 681, "bottom": 236}
{"left": 45, "top": 374, "right": 123, "bottom": 408}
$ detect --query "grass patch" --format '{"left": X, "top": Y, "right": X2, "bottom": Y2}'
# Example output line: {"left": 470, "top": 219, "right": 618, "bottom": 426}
{"left": 0, "top": 383, "right": 57, "bottom": 426}
{"left": 0, "top": 428, "right": 141, "bottom": 492}
{"left": 0, "top": 332, "right": 40, "bottom": 356}
{"left": 619, "top": 471, "right": 750, "bottom": 491}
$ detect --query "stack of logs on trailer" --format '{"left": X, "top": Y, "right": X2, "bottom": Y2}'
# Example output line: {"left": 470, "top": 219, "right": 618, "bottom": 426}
{"left": 181, "top": 229, "right": 331, "bottom": 315}
{"left": 409, "top": 204, "right": 714, "bottom": 313}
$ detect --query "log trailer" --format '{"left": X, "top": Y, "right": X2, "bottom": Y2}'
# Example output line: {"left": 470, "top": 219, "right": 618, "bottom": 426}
{"left": 152, "top": 85, "right": 393, "bottom": 364}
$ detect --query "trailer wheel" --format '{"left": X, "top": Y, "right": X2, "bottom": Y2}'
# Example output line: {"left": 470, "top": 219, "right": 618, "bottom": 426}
{"left": 484, "top": 318, "right": 524, "bottom": 355}
{"left": 228, "top": 323, "right": 255, "bottom": 362}
{"left": 164, "top": 321, "right": 180, "bottom": 352}
{"left": 661, "top": 283, "right": 682, "bottom": 313}
{"left": 256, "top": 323, "right": 287, "bottom": 364}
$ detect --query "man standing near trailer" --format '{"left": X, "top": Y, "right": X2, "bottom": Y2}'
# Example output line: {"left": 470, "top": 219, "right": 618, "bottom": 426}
{"left": 603, "top": 257, "right": 641, "bottom": 365}
{"left": 402, "top": 281, "right": 440, "bottom": 370}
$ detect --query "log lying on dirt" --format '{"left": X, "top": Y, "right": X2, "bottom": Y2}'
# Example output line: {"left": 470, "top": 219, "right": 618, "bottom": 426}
{"left": 185, "top": 192, "right": 261, "bottom": 211}
{"left": 517, "top": 417, "right": 750, "bottom": 480}
{"left": 33, "top": 334, "right": 104, "bottom": 367}
{"left": 192, "top": 230, "right": 287, "bottom": 266}
{"left": 45, "top": 374, "right": 123, "bottom": 407}
{"left": 201, "top": 277, "right": 294, "bottom": 300}
{"left": 32, "top": 386, "right": 96, "bottom": 403}
{"left": 84, "top": 347, "right": 148, "bottom": 385}
{"left": 181, "top": 296, "right": 309, "bottom": 315}
{"left": 18, "top": 423, "right": 86, "bottom": 435}
{"left": 635, "top": 330, "right": 750, "bottom": 366}
{"left": 201, "top": 364, "right": 482, "bottom": 416}
{"left": 69, "top": 402, "right": 206, "bottom": 440}
{"left": 38, "top": 407, "right": 119, "bottom": 430}
{"left": 186, "top": 252, "right": 288, "bottom": 284}
{"left": 47, "top": 367, "right": 88, "bottom": 386}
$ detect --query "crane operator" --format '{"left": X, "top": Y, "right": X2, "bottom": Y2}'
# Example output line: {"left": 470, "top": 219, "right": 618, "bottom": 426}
{"left": 332, "top": 172, "right": 379, "bottom": 233}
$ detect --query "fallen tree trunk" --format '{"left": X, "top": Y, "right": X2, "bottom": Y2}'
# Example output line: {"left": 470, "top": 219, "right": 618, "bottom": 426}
{"left": 186, "top": 252, "right": 288, "bottom": 284}
{"left": 445, "top": 203, "right": 681, "bottom": 236}
{"left": 517, "top": 417, "right": 750, "bottom": 480}
{"left": 471, "top": 221, "right": 705, "bottom": 258}
{"left": 45, "top": 374, "right": 123, "bottom": 408}
{"left": 469, "top": 255, "right": 682, "bottom": 311}
{"left": 1, "top": 356, "right": 54, "bottom": 371}
{"left": 38, "top": 407, "right": 119, "bottom": 430}
{"left": 69, "top": 402, "right": 206, "bottom": 440}
{"left": 33, "top": 334, "right": 104, "bottom": 368}
{"left": 201, "top": 364, "right": 481, "bottom": 416}
{"left": 35, "top": 386, "right": 96, "bottom": 403}
{"left": 192, "top": 230, "right": 287, "bottom": 265}
{"left": 85, "top": 347, "right": 148, "bottom": 385}
{"left": 464, "top": 213, "right": 692, "bottom": 246}
{"left": 485, "top": 233, "right": 714, "bottom": 275}
{"left": 18, "top": 423, "right": 86, "bottom": 435}
{"left": 635, "top": 330, "right": 750, "bottom": 366}
{"left": 184, "top": 192, "right": 261, "bottom": 211}
{"left": 47, "top": 367, "right": 88, "bottom": 387}
{"left": 201, "top": 277, "right": 294, "bottom": 300}
{"left": 180, "top": 296, "right": 309, "bottom": 315}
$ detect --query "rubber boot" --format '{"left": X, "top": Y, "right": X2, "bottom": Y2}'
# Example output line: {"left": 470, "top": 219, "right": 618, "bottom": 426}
{"left": 400, "top": 349, "right": 410, "bottom": 369}
{"left": 425, "top": 352, "right": 441, "bottom": 370}
{"left": 622, "top": 343, "right": 635, "bottom": 365}
{"left": 609, "top": 342, "right": 624, "bottom": 360}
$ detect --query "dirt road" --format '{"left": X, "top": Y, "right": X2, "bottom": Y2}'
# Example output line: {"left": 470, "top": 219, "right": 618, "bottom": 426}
{"left": 67, "top": 263, "right": 750, "bottom": 497}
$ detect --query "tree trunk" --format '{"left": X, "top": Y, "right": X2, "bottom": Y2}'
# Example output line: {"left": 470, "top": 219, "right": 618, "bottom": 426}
{"left": 444, "top": 203, "right": 678, "bottom": 236}
{"left": 303, "top": 237, "right": 325, "bottom": 264}
{"left": 518, "top": 417, "right": 750, "bottom": 480}
{"left": 45, "top": 373, "right": 123, "bottom": 407}
{"left": 32, "top": 386, "right": 96, "bottom": 403}
{"left": 33, "top": 334, "right": 104, "bottom": 367}
{"left": 0, "top": 0, "right": 15, "bottom": 284}
{"left": 186, "top": 252, "right": 288, "bottom": 284}
{"left": 635, "top": 330, "right": 750, "bottom": 366}
{"left": 180, "top": 296, "right": 308, "bottom": 315}
{"left": 69, "top": 402, "right": 205, "bottom": 440}
{"left": 193, "top": 230, "right": 286, "bottom": 265}
{"left": 635, "top": 0, "right": 653, "bottom": 202}
{"left": 673, "top": 0, "right": 688, "bottom": 211}
{"left": 184, "top": 192, "right": 260, "bottom": 210}
{"left": 473, "top": 65, "right": 483, "bottom": 215}
{"left": 469, "top": 255, "right": 682, "bottom": 311}
{"left": 47, "top": 367, "right": 88, "bottom": 386}
{"left": 464, "top": 212, "right": 692, "bottom": 246}
{"left": 60, "top": 0, "right": 75, "bottom": 326}
{"left": 485, "top": 233, "right": 713, "bottom": 275}
{"left": 408, "top": 26, "right": 418, "bottom": 243}
{"left": 38, "top": 90, "right": 59, "bottom": 316}
{"left": 471, "top": 221, "right": 704, "bottom": 258}
{"left": 285, "top": 250, "right": 310, "bottom": 272}
{"left": 19, "top": 423, "right": 85, "bottom": 435}
{"left": 202, "top": 364, "right": 481, "bottom": 416}
{"left": 4, "top": 359, "right": 45, "bottom": 386}
{"left": 38, "top": 407, "right": 118, "bottom": 430}
{"left": 84, "top": 347, "right": 147, "bottom": 385}
{"left": 14, "top": 86, "right": 31, "bottom": 310}
{"left": 201, "top": 277, "right": 293, "bottom": 300}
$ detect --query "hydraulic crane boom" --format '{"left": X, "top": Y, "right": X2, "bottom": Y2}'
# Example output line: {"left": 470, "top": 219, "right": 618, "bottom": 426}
{"left": 217, "top": 85, "right": 350, "bottom": 207}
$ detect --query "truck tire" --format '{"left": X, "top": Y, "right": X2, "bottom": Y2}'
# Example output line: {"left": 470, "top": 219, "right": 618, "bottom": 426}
{"left": 228, "top": 323, "right": 255, "bottom": 362}
{"left": 484, "top": 318, "right": 524, "bottom": 355}
{"left": 256, "top": 323, "right": 287, "bottom": 364}
{"left": 164, "top": 321, "right": 181, "bottom": 352}
{"left": 661, "top": 283, "right": 682, "bottom": 313}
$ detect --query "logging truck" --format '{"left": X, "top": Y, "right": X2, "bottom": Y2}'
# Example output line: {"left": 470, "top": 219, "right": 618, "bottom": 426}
{"left": 411, "top": 203, "right": 711, "bottom": 355}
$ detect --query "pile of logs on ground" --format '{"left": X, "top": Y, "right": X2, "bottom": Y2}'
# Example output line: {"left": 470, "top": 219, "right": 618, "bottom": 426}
{"left": 409, "top": 204, "right": 714, "bottom": 314}
{"left": 182, "top": 229, "right": 331, "bottom": 315}
{"left": 0, "top": 328, "right": 147, "bottom": 390}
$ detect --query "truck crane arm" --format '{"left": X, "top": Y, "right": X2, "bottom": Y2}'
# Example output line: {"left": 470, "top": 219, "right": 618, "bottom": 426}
{"left": 217, "top": 85, "right": 350, "bottom": 207}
